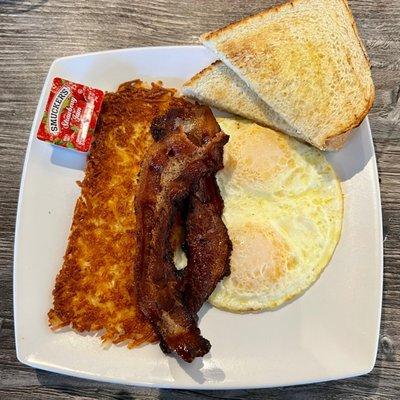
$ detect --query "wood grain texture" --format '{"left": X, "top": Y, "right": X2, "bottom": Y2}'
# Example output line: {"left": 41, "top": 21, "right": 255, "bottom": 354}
{"left": 0, "top": 0, "right": 399, "bottom": 398}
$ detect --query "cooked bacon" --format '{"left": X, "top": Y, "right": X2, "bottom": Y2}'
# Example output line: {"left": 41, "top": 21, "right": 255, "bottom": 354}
{"left": 151, "top": 104, "right": 220, "bottom": 146}
{"left": 151, "top": 103, "right": 232, "bottom": 314}
{"left": 134, "top": 127, "right": 229, "bottom": 362}
{"left": 183, "top": 175, "right": 232, "bottom": 314}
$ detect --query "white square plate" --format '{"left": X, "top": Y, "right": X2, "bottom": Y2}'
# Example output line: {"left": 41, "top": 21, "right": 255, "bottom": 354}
{"left": 14, "top": 45, "right": 383, "bottom": 389}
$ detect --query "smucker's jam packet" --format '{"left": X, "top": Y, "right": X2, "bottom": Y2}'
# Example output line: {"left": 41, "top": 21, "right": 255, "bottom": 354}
{"left": 37, "top": 77, "right": 105, "bottom": 152}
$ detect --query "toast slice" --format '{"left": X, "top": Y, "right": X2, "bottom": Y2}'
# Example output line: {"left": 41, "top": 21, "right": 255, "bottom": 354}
{"left": 182, "top": 61, "right": 298, "bottom": 137}
{"left": 200, "top": 0, "right": 375, "bottom": 150}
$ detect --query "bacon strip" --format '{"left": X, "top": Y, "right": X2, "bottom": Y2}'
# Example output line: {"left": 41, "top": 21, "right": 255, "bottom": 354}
{"left": 183, "top": 175, "right": 232, "bottom": 314}
{"left": 134, "top": 127, "right": 228, "bottom": 362}
{"left": 151, "top": 104, "right": 232, "bottom": 315}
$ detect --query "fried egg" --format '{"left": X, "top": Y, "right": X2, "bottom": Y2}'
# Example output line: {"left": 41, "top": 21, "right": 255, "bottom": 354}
{"left": 209, "top": 117, "right": 343, "bottom": 312}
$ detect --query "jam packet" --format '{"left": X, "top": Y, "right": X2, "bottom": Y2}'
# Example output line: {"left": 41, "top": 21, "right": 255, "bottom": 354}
{"left": 37, "top": 77, "right": 104, "bottom": 152}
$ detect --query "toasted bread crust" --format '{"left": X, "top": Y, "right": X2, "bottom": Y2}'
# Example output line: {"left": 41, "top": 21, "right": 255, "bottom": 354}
{"left": 201, "top": 0, "right": 301, "bottom": 42}
{"left": 323, "top": 85, "right": 375, "bottom": 150}
{"left": 324, "top": 130, "right": 354, "bottom": 151}
{"left": 320, "top": 0, "right": 374, "bottom": 149}
{"left": 342, "top": 0, "right": 371, "bottom": 66}
{"left": 183, "top": 61, "right": 222, "bottom": 88}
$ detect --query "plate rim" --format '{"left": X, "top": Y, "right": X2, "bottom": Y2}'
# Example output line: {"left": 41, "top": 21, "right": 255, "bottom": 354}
{"left": 13, "top": 45, "right": 383, "bottom": 390}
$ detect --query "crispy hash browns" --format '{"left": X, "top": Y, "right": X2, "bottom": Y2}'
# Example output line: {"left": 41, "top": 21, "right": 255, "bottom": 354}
{"left": 48, "top": 80, "right": 187, "bottom": 348}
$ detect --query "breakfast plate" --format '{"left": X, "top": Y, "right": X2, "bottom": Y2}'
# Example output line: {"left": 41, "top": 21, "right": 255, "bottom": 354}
{"left": 14, "top": 45, "right": 383, "bottom": 389}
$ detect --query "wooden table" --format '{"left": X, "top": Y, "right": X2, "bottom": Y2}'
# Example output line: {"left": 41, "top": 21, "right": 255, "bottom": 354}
{"left": 1, "top": 1, "right": 399, "bottom": 398}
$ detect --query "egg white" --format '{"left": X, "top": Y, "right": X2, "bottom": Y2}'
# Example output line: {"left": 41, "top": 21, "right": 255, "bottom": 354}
{"left": 209, "top": 117, "right": 343, "bottom": 312}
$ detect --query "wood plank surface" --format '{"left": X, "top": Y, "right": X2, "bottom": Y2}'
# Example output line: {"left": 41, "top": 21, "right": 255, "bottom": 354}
{"left": 1, "top": 0, "right": 399, "bottom": 398}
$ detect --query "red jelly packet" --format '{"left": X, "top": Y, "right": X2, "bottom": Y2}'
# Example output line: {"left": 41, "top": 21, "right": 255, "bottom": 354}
{"left": 37, "top": 77, "right": 104, "bottom": 152}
